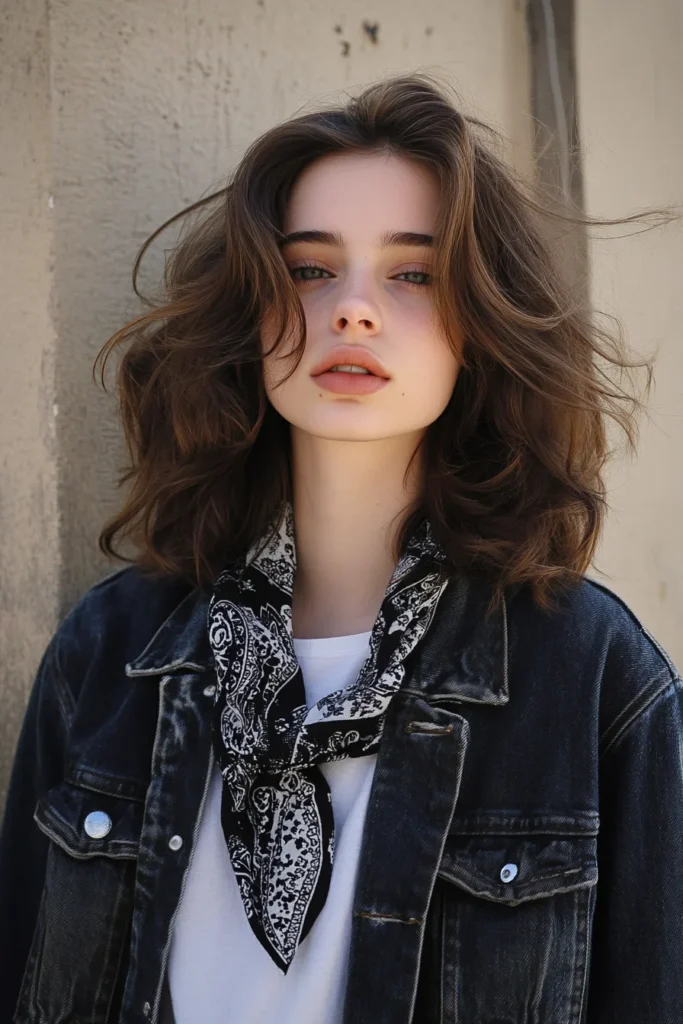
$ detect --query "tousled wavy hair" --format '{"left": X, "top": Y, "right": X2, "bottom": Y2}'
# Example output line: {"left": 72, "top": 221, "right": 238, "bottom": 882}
{"left": 95, "top": 71, "right": 657, "bottom": 612}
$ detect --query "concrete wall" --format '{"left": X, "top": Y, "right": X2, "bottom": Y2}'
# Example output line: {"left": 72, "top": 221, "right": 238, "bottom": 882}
{"left": 0, "top": 1, "right": 61, "bottom": 800}
{"left": 0, "top": 0, "right": 532, "bottom": 804}
{"left": 576, "top": 0, "right": 683, "bottom": 661}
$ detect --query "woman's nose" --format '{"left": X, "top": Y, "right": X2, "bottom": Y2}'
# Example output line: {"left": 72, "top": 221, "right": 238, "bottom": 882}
{"left": 330, "top": 288, "right": 382, "bottom": 336}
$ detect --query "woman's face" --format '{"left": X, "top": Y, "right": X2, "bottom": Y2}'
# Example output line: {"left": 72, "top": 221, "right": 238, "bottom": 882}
{"left": 262, "top": 149, "right": 461, "bottom": 442}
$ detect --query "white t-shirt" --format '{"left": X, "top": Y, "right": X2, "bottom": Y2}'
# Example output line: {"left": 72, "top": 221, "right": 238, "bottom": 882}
{"left": 167, "top": 630, "right": 377, "bottom": 1024}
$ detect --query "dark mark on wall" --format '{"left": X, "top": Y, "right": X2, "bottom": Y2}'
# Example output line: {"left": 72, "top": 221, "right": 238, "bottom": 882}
{"left": 425, "top": 26, "right": 433, "bottom": 36}
{"left": 341, "top": 40, "right": 350, "bottom": 56}
{"left": 362, "top": 21, "right": 380, "bottom": 44}
{"left": 334, "top": 24, "right": 343, "bottom": 34}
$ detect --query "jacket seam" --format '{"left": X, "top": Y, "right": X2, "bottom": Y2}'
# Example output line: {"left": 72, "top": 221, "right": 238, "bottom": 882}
{"left": 50, "top": 636, "right": 78, "bottom": 728}
{"left": 584, "top": 575, "right": 680, "bottom": 677}
{"left": 599, "top": 674, "right": 682, "bottom": 759}
{"left": 598, "top": 665, "right": 673, "bottom": 752}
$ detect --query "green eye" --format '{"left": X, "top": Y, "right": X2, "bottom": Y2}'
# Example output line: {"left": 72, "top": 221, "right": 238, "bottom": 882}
{"left": 395, "top": 270, "right": 431, "bottom": 286}
{"left": 290, "top": 264, "right": 331, "bottom": 281}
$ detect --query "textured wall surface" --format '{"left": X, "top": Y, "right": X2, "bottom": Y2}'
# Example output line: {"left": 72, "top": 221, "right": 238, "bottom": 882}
{"left": 0, "top": 1, "right": 60, "bottom": 802}
{"left": 576, "top": 0, "right": 683, "bottom": 664}
{"left": 0, "top": 0, "right": 532, "bottom": 805}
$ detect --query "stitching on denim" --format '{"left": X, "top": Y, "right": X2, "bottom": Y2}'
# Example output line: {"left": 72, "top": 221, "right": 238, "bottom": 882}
{"left": 92, "top": 860, "right": 133, "bottom": 1020}
{"left": 447, "top": 810, "right": 599, "bottom": 835}
{"left": 14, "top": 877, "right": 48, "bottom": 1018}
{"left": 67, "top": 768, "right": 147, "bottom": 802}
{"left": 599, "top": 664, "right": 673, "bottom": 748}
{"left": 120, "top": 671, "right": 176, "bottom": 1021}
{"left": 446, "top": 864, "right": 584, "bottom": 889}
{"left": 46, "top": 635, "right": 77, "bottom": 731}
{"left": 452, "top": 887, "right": 461, "bottom": 1024}
{"left": 448, "top": 826, "right": 598, "bottom": 837}
{"left": 407, "top": 775, "right": 462, "bottom": 1024}
{"left": 600, "top": 675, "right": 682, "bottom": 759}
{"left": 152, "top": 689, "right": 215, "bottom": 1024}
{"left": 571, "top": 886, "right": 591, "bottom": 1024}
{"left": 501, "top": 593, "right": 509, "bottom": 693}
{"left": 53, "top": 668, "right": 76, "bottom": 730}
{"left": 438, "top": 864, "right": 595, "bottom": 906}
{"left": 439, "top": 890, "right": 446, "bottom": 1024}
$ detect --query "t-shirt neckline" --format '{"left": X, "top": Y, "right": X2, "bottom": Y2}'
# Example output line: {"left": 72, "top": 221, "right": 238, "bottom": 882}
{"left": 292, "top": 630, "right": 373, "bottom": 659}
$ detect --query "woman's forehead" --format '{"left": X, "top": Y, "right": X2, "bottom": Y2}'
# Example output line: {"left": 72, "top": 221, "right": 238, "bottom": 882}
{"left": 284, "top": 151, "right": 440, "bottom": 236}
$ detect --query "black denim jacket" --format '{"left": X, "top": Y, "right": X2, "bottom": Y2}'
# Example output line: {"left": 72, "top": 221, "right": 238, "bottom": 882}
{"left": 1, "top": 563, "right": 682, "bottom": 1024}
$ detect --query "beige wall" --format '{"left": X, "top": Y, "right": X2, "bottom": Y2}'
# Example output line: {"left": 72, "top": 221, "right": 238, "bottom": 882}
{"left": 0, "top": 0, "right": 532, "bottom": 803}
{"left": 576, "top": 0, "right": 683, "bottom": 663}
{"left": 0, "top": 1, "right": 61, "bottom": 796}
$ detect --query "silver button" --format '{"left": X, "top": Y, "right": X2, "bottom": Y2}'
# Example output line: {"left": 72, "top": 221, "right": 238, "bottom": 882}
{"left": 143, "top": 1001, "right": 151, "bottom": 1017}
{"left": 84, "top": 810, "right": 112, "bottom": 839}
{"left": 500, "top": 862, "right": 518, "bottom": 883}
{"left": 168, "top": 834, "right": 183, "bottom": 851}
{"left": 203, "top": 684, "right": 216, "bottom": 698}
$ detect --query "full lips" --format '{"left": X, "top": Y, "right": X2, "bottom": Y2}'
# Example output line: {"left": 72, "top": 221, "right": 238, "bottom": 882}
{"left": 312, "top": 371, "right": 389, "bottom": 395}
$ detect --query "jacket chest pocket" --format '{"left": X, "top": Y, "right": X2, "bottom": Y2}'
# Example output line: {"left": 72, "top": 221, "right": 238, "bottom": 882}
{"left": 417, "top": 830, "right": 598, "bottom": 1024}
{"left": 14, "top": 780, "right": 143, "bottom": 1024}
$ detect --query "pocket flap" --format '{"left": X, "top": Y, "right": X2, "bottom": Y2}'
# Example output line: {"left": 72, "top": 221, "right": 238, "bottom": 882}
{"left": 34, "top": 780, "right": 143, "bottom": 860}
{"left": 438, "top": 834, "right": 598, "bottom": 906}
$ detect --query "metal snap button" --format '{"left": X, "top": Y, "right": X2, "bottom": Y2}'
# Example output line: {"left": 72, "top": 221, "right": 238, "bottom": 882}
{"left": 169, "top": 834, "right": 183, "bottom": 851}
{"left": 203, "top": 684, "right": 216, "bottom": 698}
{"left": 84, "top": 810, "right": 112, "bottom": 839}
{"left": 143, "top": 1001, "right": 151, "bottom": 1017}
{"left": 500, "top": 862, "right": 518, "bottom": 883}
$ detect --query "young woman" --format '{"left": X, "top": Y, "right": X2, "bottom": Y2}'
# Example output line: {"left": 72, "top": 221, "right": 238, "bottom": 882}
{"left": 1, "top": 73, "right": 681, "bottom": 1024}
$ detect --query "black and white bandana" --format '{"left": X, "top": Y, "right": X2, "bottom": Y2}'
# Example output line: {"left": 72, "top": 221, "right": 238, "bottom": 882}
{"left": 206, "top": 503, "right": 449, "bottom": 973}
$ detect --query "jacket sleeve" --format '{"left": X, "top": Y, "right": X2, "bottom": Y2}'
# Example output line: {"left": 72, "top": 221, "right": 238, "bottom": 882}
{"left": 586, "top": 674, "right": 683, "bottom": 1023}
{"left": 0, "top": 634, "right": 71, "bottom": 1023}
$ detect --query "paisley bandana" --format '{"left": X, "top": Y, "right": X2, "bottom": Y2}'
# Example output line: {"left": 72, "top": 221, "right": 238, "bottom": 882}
{"left": 206, "top": 503, "right": 449, "bottom": 973}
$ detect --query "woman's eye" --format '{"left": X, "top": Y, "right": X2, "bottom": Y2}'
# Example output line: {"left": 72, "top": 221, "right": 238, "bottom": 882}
{"left": 290, "top": 264, "right": 332, "bottom": 282}
{"left": 288, "top": 264, "right": 431, "bottom": 287}
{"left": 394, "top": 270, "right": 432, "bottom": 287}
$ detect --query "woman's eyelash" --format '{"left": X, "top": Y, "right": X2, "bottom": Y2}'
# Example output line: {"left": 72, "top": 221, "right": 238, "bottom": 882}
{"left": 289, "top": 263, "right": 333, "bottom": 282}
{"left": 288, "top": 262, "right": 432, "bottom": 287}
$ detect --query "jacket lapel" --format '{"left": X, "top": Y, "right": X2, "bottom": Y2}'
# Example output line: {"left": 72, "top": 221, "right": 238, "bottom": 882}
{"left": 342, "top": 572, "right": 509, "bottom": 1023}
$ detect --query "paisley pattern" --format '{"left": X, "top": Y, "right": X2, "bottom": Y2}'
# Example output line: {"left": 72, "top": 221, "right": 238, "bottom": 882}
{"left": 207, "top": 503, "right": 449, "bottom": 973}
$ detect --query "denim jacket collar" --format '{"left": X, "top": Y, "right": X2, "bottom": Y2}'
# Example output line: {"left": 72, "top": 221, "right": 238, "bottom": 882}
{"left": 124, "top": 569, "right": 510, "bottom": 709}
{"left": 125, "top": 585, "right": 214, "bottom": 678}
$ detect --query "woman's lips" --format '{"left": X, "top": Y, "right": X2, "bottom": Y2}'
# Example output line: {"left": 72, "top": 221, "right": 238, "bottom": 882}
{"left": 312, "top": 370, "right": 389, "bottom": 395}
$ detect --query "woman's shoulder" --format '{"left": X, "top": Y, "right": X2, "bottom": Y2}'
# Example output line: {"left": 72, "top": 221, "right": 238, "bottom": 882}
{"left": 566, "top": 573, "right": 677, "bottom": 678}
{"left": 508, "top": 572, "right": 681, "bottom": 745}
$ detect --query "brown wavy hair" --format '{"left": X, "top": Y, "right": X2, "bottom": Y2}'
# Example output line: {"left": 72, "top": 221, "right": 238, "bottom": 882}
{"left": 94, "top": 71, "right": 660, "bottom": 612}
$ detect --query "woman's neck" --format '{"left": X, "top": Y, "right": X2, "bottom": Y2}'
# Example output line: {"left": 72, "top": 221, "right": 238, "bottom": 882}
{"left": 290, "top": 427, "right": 424, "bottom": 639}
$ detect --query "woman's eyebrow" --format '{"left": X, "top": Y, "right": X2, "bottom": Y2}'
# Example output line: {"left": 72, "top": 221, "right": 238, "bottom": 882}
{"left": 279, "top": 229, "right": 433, "bottom": 249}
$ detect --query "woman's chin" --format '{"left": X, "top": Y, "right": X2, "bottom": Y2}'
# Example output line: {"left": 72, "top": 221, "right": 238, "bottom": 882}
{"left": 288, "top": 411, "right": 426, "bottom": 445}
